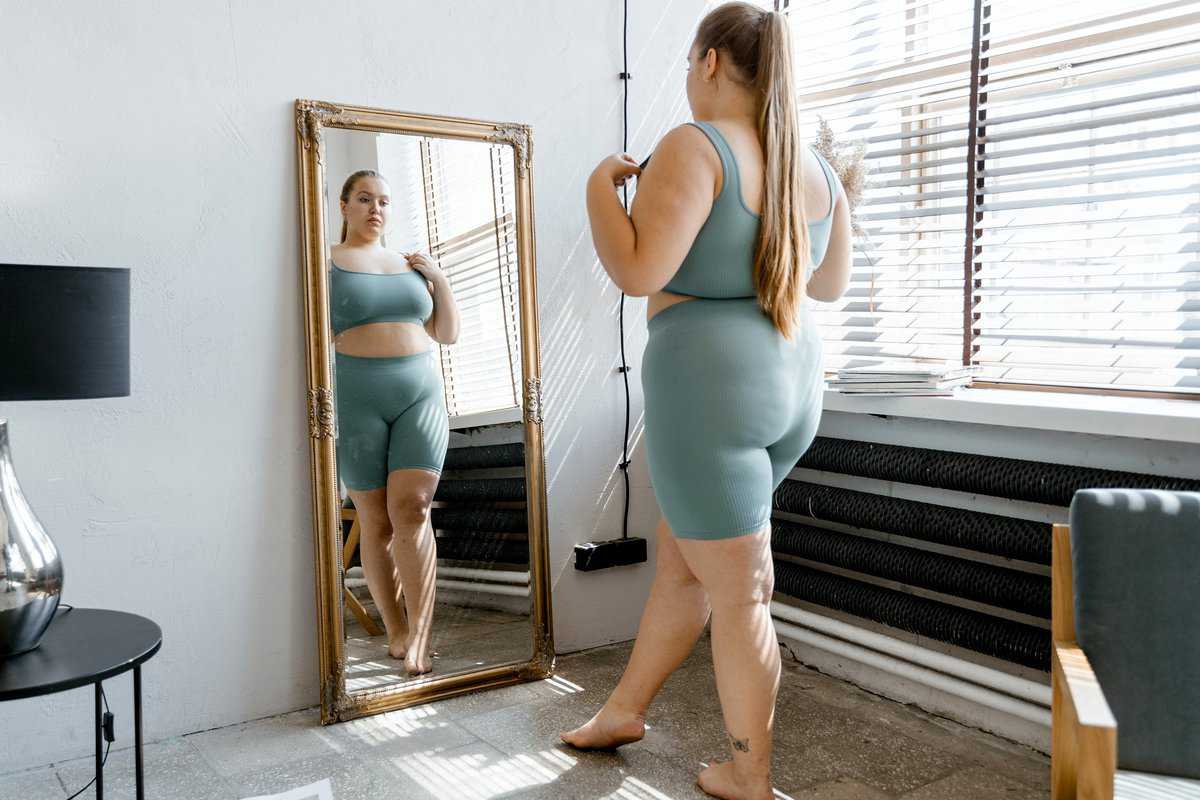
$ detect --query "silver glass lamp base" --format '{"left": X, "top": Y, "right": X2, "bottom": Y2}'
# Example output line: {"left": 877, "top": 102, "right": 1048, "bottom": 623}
{"left": 0, "top": 419, "right": 63, "bottom": 657}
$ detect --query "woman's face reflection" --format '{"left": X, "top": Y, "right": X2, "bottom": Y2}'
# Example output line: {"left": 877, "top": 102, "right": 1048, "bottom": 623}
{"left": 341, "top": 176, "right": 391, "bottom": 240}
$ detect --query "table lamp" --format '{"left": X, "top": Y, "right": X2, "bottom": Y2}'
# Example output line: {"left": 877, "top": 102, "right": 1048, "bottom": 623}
{"left": 0, "top": 264, "right": 130, "bottom": 657}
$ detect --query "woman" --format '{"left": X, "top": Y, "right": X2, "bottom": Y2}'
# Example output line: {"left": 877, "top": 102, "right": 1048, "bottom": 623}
{"left": 562, "top": 5, "right": 851, "bottom": 799}
{"left": 329, "top": 169, "right": 460, "bottom": 676}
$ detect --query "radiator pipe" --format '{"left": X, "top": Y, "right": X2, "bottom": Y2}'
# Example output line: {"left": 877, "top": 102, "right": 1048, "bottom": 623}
{"left": 771, "top": 602, "right": 1051, "bottom": 722}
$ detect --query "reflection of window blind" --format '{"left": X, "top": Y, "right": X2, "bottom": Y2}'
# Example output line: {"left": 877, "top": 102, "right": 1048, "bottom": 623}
{"left": 375, "top": 134, "right": 431, "bottom": 255}
{"left": 786, "top": 0, "right": 1200, "bottom": 397}
{"left": 421, "top": 139, "right": 522, "bottom": 418}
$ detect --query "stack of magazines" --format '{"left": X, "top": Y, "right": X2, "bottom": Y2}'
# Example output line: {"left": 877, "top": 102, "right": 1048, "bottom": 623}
{"left": 829, "top": 362, "right": 981, "bottom": 396}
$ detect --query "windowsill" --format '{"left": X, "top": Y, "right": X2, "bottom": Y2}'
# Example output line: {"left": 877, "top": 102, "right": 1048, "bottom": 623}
{"left": 822, "top": 386, "right": 1200, "bottom": 445}
{"left": 450, "top": 405, "right": 523, "bottom": 430}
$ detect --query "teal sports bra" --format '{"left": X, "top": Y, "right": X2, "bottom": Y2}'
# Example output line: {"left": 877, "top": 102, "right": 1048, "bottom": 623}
{"left": 329, "top": 261, "right": 434, "bottom": 335}
{"left": 661, "top": 121, "right": 842, "bottom": 299}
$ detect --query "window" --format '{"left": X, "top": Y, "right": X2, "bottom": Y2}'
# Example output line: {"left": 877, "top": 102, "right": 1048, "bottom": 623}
{"left": 785, "top": 0, "right": 1200, "bottom": 398}
{"left": 377, "top": 137, "right": 523, "bottom": 420}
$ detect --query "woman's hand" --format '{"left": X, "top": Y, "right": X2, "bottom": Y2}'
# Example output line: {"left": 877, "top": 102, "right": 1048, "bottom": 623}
{"left": 592, "top": 153, "right": 642, "bottom": 188}
{"left": 407, "top": 251, "right": 459, "bottom": 343}
{"left": 404, "top": 252, "right": 445, "bottom": 283}
{"left": 586, "top": 124, "right": 717, "bottom": 296}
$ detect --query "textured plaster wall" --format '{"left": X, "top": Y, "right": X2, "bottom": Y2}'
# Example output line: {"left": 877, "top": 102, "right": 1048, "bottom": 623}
{"left": 0, "top": 0, "right": 709, "bottom": 771}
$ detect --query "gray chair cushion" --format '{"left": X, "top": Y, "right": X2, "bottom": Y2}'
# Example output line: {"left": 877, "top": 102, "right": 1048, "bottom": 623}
{"left": 1071, "top": 489, "right": 1200, "bottom": 779}
{"left": 1115, "top": 770, "right": 1200, "bottom": 799}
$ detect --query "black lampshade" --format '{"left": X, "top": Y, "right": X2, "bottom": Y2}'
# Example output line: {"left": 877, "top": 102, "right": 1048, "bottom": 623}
{"left": 0, "top": 264, "right": 130, "bottom": 401}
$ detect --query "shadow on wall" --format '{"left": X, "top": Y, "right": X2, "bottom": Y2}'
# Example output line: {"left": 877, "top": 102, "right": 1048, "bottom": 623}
{"left": 539, "top": 3, "right": 702, "bottom": 556}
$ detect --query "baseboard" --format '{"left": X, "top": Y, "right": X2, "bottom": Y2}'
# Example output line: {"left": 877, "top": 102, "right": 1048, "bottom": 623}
{"left": 772, "top": 605, "right": 1051, "bottom": 754}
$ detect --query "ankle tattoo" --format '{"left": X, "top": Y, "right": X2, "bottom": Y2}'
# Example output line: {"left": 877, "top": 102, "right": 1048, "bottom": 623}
{"left": 729, "top": 734, "right": 751, "bottom": 753}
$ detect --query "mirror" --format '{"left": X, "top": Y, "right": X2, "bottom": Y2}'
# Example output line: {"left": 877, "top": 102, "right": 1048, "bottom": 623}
{"left": 295, "top": 100, "right": 552, "bottom": 722}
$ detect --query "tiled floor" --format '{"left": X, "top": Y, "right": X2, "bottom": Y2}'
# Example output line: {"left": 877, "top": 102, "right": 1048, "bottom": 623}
{"left": 344, "top": 597, "right": 532, "bottom": 693}
{"left": 3, "top": 635, "right": 1050, "bottom": 799}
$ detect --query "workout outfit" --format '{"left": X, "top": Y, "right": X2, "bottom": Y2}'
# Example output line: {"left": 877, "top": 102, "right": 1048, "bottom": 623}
{"left": 330, "top": 262, "right": 449, "bottom": 490}
{"left": 642, "top": 121, "right": 842, "bottom": 540}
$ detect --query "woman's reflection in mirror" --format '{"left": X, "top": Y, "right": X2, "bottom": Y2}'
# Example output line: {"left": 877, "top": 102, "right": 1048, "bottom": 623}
{"left": 329, "top": 169, "right": 462, "bottom": 676}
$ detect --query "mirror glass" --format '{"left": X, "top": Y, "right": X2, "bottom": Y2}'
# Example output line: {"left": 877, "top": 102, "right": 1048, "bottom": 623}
{"left": 322, "top": 127, "right": 533, "bottom": 695}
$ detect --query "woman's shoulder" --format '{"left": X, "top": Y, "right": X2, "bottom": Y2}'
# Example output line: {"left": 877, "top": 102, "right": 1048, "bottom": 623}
{"left": 666, "top": 121, "right": 711, "bottom": 138}
{"left": 650, "top": 123, "right": 721, "bottom": 171}
{"left": 806, "top": 145, "right": 846, "bottom": 188}
{"left": 806, "top": 144, "right": 834, "bottom": 170}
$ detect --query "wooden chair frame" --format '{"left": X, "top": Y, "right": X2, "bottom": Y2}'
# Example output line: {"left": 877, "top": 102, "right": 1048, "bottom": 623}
{"left": 1051, "top": 522, "right": 1118, "bottom": 800}
{"left": 340, "top": 506, "right": 384, "bottom": 637}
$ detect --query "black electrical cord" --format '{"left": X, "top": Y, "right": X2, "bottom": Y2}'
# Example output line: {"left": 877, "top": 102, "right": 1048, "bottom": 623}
{"left": 65, "top": 686, "right": 112, "bottom": 800}
{"left": 616, "top": 0, "right": 633, "bottom": 540}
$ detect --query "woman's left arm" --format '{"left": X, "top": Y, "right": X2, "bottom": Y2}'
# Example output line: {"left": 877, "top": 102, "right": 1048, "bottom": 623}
{"left": 407, "top": 253, "right": 460, "bottom": 345}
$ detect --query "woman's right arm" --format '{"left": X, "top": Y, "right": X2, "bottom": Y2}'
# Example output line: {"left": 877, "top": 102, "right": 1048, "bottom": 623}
{"left": 587, "top": 124, "right": 717, "bottom": 297}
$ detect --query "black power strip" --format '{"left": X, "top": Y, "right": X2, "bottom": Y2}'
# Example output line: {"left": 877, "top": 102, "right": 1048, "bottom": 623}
{"left": 574, "top": 537, "right": 648, "bottom": 572}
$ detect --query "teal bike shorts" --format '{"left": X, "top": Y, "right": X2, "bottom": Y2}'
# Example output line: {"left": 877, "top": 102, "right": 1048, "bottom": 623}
{"left": 334, "top": 351, "right": 449, "bottom": 491}
{"left": 641, "top": 298, "right": 824, "bottom": 540}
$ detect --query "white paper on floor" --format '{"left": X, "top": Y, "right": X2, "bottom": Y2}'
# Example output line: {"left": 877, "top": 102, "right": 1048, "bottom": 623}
{"left": 240, "top": 778, "right": 334, "bottom": 800}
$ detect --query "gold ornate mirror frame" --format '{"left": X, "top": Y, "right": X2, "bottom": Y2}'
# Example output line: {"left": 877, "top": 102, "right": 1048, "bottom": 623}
{"left": 294, "top": 99, "right": 554, "bottom": 723}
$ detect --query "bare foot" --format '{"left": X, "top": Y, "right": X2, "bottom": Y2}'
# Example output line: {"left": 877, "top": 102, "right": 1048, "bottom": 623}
{"left": 696, "top": 761, "right": 773, "bottom": 800}
{"left": 386, "top": 622, "right": 409, "bottom": 660}
{"left": 404, "top": 640, "right": 432, "bottom": 675}
{"left": 559, "top": 705, "right": 646, "bottom": 750}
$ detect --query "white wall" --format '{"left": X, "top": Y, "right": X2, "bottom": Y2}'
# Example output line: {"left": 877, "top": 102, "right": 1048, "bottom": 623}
{"left": 0, "top": 0, "right": 709, "bottom": 772}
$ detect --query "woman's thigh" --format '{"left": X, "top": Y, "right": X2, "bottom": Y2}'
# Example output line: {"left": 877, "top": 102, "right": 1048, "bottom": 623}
{"left": 673, "top": 527, "right": 775, "bottom": 608}
{"left": 347, "top": 486, "right": 389, "bottom": 532}
{"left": 642, "top": 302, "right": 788, "bottom": 539}
{"left": 384, "top": 468, "right": 441, "bottom": 520}
{"left": 387, "top": 357, "right": 449, "bottom": 475}
{"left": 644, "top": 419, "right": 776, "bottom": 539}
{"left": 653, "top": 516, "right": 701, "bottom": 587}
{"left": 336, "top": 362, "right": 391, "bottom": 492}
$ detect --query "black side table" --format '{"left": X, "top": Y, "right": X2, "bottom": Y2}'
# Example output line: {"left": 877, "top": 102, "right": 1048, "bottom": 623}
{"left": 0, "top": 608, "right": 162, "bottom": 799}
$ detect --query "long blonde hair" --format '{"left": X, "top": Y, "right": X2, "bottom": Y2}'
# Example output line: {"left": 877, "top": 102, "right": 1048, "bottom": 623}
{"left": 695, "top": 4, "right": 808, "bottom": 339}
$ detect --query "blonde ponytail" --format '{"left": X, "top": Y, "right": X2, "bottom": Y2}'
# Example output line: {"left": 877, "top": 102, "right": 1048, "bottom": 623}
{"left": 754, "top": 11, "right": 807, "bottom": 340}
{"left": 694, "top": 4, "right": 808, "bottom": 339}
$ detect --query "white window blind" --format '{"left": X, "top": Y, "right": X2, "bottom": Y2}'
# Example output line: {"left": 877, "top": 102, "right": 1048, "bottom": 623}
{"left": 972, "top": 1, "right": 1200, "bottom": 393}
{"left": 791, "top": 0, "right": 980, "bottom": 372}
{"left": 419, "top": 138, "right": 522, "bottom": 418}
{"left": 785, "top": 0, "right": 1200, "bottom": 397}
